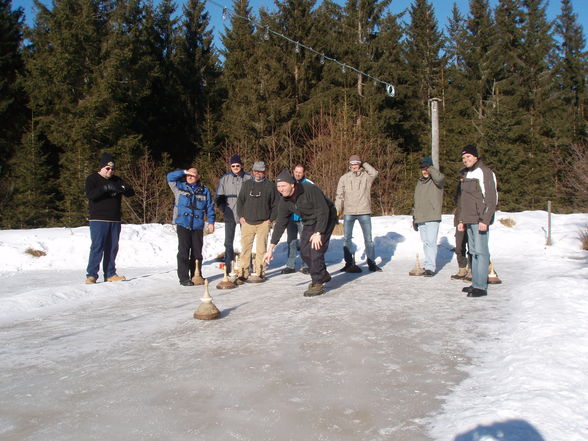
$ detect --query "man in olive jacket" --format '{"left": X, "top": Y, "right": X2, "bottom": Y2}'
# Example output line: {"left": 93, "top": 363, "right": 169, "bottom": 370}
{"left": 457, "top": 145, "right": 498, "bottom": 298}
{"left": 412, "top": 157, "right": 445, "bottom": 277}
{"left": 264, "top": 169, "right": 338, "bottom": 297}
{"left": 335, "top": 154, "right": 381, "bottom": 272}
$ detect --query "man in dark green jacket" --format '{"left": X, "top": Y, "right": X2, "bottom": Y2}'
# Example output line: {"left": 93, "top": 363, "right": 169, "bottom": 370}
{"left": 263, "top": 169, "right": 338, "bottom": 297}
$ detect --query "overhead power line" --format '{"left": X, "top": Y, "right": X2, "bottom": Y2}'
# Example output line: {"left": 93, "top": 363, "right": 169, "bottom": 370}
{"left": 208, "top": 0, "right": 396, "bottom": 98}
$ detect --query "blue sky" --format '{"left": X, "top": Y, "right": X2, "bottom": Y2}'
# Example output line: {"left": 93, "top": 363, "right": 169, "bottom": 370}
{"left": 12, "top": 0, "right": 588, "bottom": 51}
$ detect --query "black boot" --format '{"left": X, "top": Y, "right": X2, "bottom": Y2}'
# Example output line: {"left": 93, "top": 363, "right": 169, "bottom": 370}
{"left": 367, "top": 259, "right": 382, "bottom": 272}
{"left": 467, "top": 288, "right": 487, "bottom": 297}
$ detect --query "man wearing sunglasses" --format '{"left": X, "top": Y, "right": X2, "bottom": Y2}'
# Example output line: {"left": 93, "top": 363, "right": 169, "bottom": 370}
{"left": 215, "top": 155, "right": 252, "bottom": 278}
{"left": 84, "top": 152, "right": 134, "bottom": 284}
{"left": 235, "top": 161, "right": 277, "bottom": 283}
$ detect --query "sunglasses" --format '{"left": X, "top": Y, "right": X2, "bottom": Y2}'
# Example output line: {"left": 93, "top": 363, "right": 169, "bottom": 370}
{"left": 231, "top": 164, "right": 242, "bottom": 168}
{"left": 105, "top": 167, "right": 114, "bottom": 171}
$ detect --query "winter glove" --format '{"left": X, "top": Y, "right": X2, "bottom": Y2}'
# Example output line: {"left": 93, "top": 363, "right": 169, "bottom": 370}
{"left": 103, "top": 181, "right": 124, "bottom": 195}
{"left": 412, "top": 217, "right": 418, "bottom": 231}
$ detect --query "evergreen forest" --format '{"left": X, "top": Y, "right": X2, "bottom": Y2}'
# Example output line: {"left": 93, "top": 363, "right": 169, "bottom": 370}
{"left": 1, "top": 0, "right": 587, "bottom": 228}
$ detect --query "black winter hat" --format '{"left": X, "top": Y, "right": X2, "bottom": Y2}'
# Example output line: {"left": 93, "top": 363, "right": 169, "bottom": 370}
{"left": 460, "top": 144, "right": 478, "bottom": 158}
{"left": 99, "top": 152, "right": 115, "bottom": 169}
{"left": 276, "top": 168, "right": 295, "bottom": 184}
{"left": 229, "top": 154, "right": 243, "bottom": 165}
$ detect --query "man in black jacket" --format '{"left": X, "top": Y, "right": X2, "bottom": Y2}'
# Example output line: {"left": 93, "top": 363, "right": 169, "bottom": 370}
{"left": 85, "top": 153, "right": 134, "bottom": 284}
{"left": 263, "top": 169, "right": 338, "bottom": 297}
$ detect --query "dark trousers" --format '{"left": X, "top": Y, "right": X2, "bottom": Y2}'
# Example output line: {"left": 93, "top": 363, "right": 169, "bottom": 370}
{"left": 86, "top": 221, "right": 121, "bottom": 280}
{"left": 224, "top": 218, "right": 237, "bottom": 273}
{"left": 176, "top": 225, "right": 204, "bottom": 282}
{"left": 454, "top": 227, "right": 469, "bottom": 268}
{"left": 300, "top": 207, "right": 338, "bottom": 284}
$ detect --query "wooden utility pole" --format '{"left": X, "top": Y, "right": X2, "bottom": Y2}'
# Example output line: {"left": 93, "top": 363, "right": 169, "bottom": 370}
{"left": 429, "top": 98, "right": 441, "bottom": 168}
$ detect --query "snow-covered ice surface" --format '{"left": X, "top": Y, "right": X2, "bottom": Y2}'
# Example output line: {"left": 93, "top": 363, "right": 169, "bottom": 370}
{"left": 0, "top": 211, "right": 587, "bottom": 441}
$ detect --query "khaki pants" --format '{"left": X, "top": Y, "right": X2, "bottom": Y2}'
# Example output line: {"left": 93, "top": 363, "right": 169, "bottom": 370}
{"left": 238, "top": 221, "right": 270, "bottom": 277}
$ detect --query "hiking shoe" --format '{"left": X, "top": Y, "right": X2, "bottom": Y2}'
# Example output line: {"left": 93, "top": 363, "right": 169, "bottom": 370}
{"left": 281, "top": 267, "right": 296, "bottom": 274}
{"left": 180, "top": 280, "right": 195, "bottom": 286}
{"left": 106, "top": 274, "right": 126, "bottom": 282}
{"left": 85, "top": 276, "right": 97, "bottom": 284}
{"left": 234, "top": 276, "right": 248, "bottom": 285}
{"left": 246, "top": 274, "right": 266, "bottom": 283}
{"left": 368, "top": 261, "right": 382, "bottom": 272}
{"left": 423, "top": 269, "right": 435, "bottom": 277}
{"left": 319, "top": 272, "right": 331, "bottom": 284}
{"left": 462, "top": 286, "right": 473, "bottom": 293}
{"left": 467, "top": 288, "right": 487, "bottom": 297}
{"left": 300, "top": 268, "right": 309, "bottom": 274}
{"left": 341, "top": 263, "right": 362, "bottom": 273}
{"left": 463, "top": 268, "right": 472, "bottom": 282}
{"left": 303, "top": 283, "right": 324, "bottom": 297}
{"left": 451, "top": 267, "right": 468, "bottom": 280}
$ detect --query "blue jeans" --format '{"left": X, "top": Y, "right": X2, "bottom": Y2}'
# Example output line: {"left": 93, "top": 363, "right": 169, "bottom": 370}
{"left": 343, "top": 214, "right": 375, "bottom": 263}
{"left": 86, "top": 221, "right": 121, "bottom": 280}
{"left": 286, "top": 220, "right": 307, "bottom": 270}
{"left": 417, "top": 220, "right": 440, "bottom": 272}
{"left": 467, "top": 224, "right": 490, "bottom": 290}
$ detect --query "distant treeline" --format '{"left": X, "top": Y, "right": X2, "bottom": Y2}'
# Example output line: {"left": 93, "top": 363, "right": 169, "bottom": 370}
{"left": 1, "top": 0, "right": 586, "bottom": 228}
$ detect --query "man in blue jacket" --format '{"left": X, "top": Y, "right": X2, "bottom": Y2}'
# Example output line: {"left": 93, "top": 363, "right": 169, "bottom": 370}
{"left": 168, "top": 168, "right": 215, "bottom": 286}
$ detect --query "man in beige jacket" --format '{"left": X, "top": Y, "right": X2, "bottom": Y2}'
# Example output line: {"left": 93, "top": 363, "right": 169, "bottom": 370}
{"left": 335, "top": 154, "right": 382, "bottom": 272}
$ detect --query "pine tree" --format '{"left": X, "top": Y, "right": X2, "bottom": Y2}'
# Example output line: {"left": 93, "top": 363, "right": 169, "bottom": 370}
{"left": 553, "top": 0, "right": 587, "bottom": 144}
{"left": 3, "top": 126, "right": 57, "bottom": 228}
{"left": 514, "top": 0, "right": 557, "bottom": 209}
{"left": 219, "top": 0, "right": 260, "bottom": 147}
{"left": 402, "top": 0, "right": 446, "bottom": 156}
{"left": 25, "top": 0, "right": 109, "bottom": 226}
{"left": 0, "top": 0, "right": 26, "bottom": 174}
{"left": 174, "top": 0, "right": 221, "bottom": 163}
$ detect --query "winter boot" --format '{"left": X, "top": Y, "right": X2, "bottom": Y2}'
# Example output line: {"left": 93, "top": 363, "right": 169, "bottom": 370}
{"left": 85, "top": 276, "right": 97, "bottom": 284}
{"left": 246, "top": 273, "right": 266, "bottom": 283}
{"left": 467, "top": 288, "right": 487, "bottom": 297}
{"left": 367, "top": 259, "right": 383, "bottom": 272}
{"left": 106, "top": 274, "right": 126, "bottom": 282}
{"left": 340, "top": 262, "right": 362, "bottom": 273}
{"left": 303, "top": 283, "right": 324, "bottom": 297}
{"left": 463, "top": 266, "right": 472, "bottom": 282}
{"left": 451, "top": 266, "right": 468, "bottom": 280}
{"left": 319, "top": 272, "right": 332, "bottom": 284}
